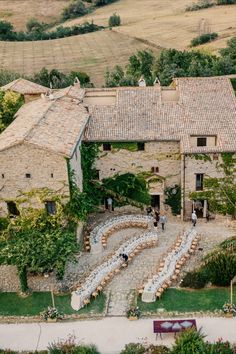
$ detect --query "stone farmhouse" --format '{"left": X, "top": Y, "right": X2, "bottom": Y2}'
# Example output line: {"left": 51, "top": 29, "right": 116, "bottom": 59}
{"left": 0, "top": 76, "right": 235, "bottom": 219}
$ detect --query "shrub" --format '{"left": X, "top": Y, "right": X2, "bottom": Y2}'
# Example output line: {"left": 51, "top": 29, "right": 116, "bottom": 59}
{"left": 145, "top": 345, "right": 170, "bottom": 353}
{"left": 0, "top": 20, "right": 16, "bottom": 40}
{"left": 186, "top": 0, "right": 214, "bottom": 11}
{"left": 109, "top": 13, "right": 121, "bottom": 27}
{"left": 0, "top": 20, "right": 103, "bottom": 41}
{"left": 62, "top": 0, "right": 88, "bottom": 20}
{"left": 120, "top": 343, "right": 146, "bottom": 354}
{"left": 171, "top": 329, "right": 206, "bottom": 354}
{"left": 190, "top": 32, "right": 218, "bottom": 47}
{"left": 181, "top": 269, "right": 209, "bottom": 289}
{"left": 94, "top": 0, "right": 117, "bottom": 6}
{"left": 203, "top": 251, "right": 236, "bottom": 286}
{"left": 48, "top": 335, "right": 101, "bottom": 354}
{"left": 205, "top": 339, "right": 236, "bottom": 353}
{"left": 0, "top": 217, "right": 9, "bottom": 231}
{"left": 217, "top": 0, "right": 236, "bottom": 4}
{"left": 40, "top": 306, "right": 63, "bottom": 321}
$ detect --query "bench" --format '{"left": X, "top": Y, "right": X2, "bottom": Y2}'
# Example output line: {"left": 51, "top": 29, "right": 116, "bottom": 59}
{"left": 153, "top": 319, "right": 197, "bottom": 339}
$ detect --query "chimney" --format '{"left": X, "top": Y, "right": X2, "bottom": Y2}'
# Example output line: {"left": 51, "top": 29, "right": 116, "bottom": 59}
{"left": 138, "top": 76, "right": 146, "bottom": 87}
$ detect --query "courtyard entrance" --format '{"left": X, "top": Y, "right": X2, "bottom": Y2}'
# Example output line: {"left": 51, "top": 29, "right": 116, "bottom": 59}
{"left": 150, "top": 194, "right": 160, "bottom": 209}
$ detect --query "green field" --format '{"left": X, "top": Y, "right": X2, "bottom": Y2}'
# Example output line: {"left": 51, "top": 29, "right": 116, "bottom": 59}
{"left": 0, "top": 292, "right": 106, "bottom": 316}
{"left": 138, "top": 287, "right": 236, "bottom": 313}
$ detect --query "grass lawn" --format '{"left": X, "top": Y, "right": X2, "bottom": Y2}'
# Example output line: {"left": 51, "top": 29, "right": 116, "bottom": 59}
{"left": 137, "top": 287, "right": 236, "bottom": 313}
{"left": 0, "top": 292, "right": 106, "bottom": 316}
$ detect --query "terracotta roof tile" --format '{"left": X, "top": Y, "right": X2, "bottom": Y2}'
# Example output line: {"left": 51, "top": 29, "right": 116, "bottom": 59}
{"left": 1, "top": 78, "right": 49, "bottom": 95}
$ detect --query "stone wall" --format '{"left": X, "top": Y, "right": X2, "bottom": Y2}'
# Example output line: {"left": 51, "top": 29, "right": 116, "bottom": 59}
{"left": 184, "top": 154, "right": 225, "bottom": 218}
{"left": 95, "top": 141, "right": 181, "bottom": 212}
{"left": 0, "top": 142, "right": 69, "bottom": 215}
{"left": 69, "top": 140, "right": 83, "bottom": 191}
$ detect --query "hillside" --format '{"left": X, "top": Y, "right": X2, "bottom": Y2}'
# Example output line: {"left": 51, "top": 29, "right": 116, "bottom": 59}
{"left": 0, "top": 0, "right": 69, "bottom": 31}
{"left": 0, "top": 0, "right": 236, "bottom": 86}
{"left": 0, "top": 30, "right": 157, "bottom": 86}
{"left": 62, "top": 0, "right": 236, "bottom": 52}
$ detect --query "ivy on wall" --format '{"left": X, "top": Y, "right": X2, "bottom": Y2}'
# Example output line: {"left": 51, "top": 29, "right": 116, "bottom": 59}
{"left": 111, "top": 142, "right": 139, "bottom": 152}
{"left": 190, "top": 152, "right": 236, "bottom": 218}
{"left": 189, "top": 153, "right": 212, "bottom": 162}
{"left": 164, "top": 185, "right": 181, "bottom": 215}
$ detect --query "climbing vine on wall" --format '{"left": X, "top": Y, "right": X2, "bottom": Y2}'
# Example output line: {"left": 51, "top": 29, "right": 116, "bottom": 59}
{"left": 189, "top": 153, "right": 212, "bottom": 162}
{"left": 190, "top": 152, "right": 236, "bottom": 218}
{"left": 164, "top": 185, "right": 181, "bottom": 215}
{"left": 111, "top": 142, "right": 139, "bottom": 152}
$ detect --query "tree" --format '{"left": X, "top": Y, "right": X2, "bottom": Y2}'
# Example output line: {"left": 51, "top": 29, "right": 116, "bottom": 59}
{"left": 32, "top": 67, "right": 93, "bottom": 88}
{"left": 62, "top": 0, "right": 88, "bottom": 20}
{"left": 127, "top": 50, "right": 155, "bottom": 86}
{"left": 0, "top": 91, "right": 24, "bottom": 132}
{"left": 0, "top": 20, "right": 16, "bottom": 40}
{"left": 190, "top": 153, "right": 236, "bottom": 218}
{"left": 0, "top": 189, "right": 78, "bottom": 292}
{"left": 105, "top": 65, "right": 136, "bottom": 87}
{"left": 109, "top": 13, "right": 121, "bottom": 27}
{"left": 221, "top": 36, "right": 236, "bottom": 64}
{"left": 26, "top": 18, "right": 47, "bottom": 33}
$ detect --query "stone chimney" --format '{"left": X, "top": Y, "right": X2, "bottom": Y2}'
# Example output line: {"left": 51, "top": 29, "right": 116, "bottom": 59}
{"left": 138, "top": 76, "right": 146, "bottom": 87}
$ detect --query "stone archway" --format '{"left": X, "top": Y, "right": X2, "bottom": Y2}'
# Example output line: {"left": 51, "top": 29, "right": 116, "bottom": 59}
{"left": 146, "top": 175, "right": 165, "bottom": 212}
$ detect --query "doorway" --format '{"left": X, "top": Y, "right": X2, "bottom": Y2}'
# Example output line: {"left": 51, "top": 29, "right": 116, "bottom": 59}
{"left": 150, "top": 195, "right": 160, "bottom": 209}
{"left": 193, "top": 199, "right": 204, "bottom": 218}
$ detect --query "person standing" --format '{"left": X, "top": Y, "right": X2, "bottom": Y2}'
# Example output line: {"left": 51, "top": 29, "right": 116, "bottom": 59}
{"left": 191, "top": 210, "right": 197, "bottom": 227}
{"left": 160, "top": 214, "right": 167, "bottom": 231}
{"left": 107, "top": 197, "right": 113, "bottom": 212}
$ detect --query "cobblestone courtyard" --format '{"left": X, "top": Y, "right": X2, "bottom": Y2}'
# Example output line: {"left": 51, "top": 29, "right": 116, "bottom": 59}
{"left": 0, "top": 212, "right": 235, "bottom": 317}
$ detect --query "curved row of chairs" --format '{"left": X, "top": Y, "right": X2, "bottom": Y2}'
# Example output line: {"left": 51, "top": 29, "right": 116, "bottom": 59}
{"left": 89, "top": 215, "right": 152, "bottom": 253}
{"left": 138, "top": 228, "right": 199, "bottom": 303}
{"left": 71, "top": 230, "right": 158, "bottom": 311}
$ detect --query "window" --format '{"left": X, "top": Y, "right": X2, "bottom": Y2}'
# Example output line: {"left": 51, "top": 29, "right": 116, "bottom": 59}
{"left": 196, "top": 174, "right": 204, "bottom": 191}
{"left": 45, "top": 201, "right": 56, "bottom": 215}
{"left": 2, "top": 174, "right": 4, "bottom": 179}
{"left": 25, "top": 173, "right": 31, "bottom": 178}
{"left": 151, "top": 167, "right": 159, "bottom": 173}
{"left": 95, "top": 170, "right": 100, "bottom": 180}
{"left": 103, "top": 143, "right": 111, "bottom": 151}
{"left": 213, "top": 153, "right": 219, "bottom": 161}
{"left": 137, "top": 142, "right": 145, "bottom": 151}
{"left": 51, "top": 173, "right": 54, "bottom": 178}
{"left": 197, "top": 137, "right": 207, "bottom": 147}
{"left": 7, "top": 201, "right": 19, "bottom": 216}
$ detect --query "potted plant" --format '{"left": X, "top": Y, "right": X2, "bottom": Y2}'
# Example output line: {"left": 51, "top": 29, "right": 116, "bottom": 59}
{"left": 223, "top": 302, "right": 236, "bottom": 317}
{"left": 126, "top": 306, "right": 141, "bottom": 320}
{"left": 40, "top": 306, "right": 63, "bottom": 322}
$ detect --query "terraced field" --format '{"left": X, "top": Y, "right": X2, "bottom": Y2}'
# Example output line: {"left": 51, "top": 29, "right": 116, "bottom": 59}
{"left": 62, "top": 0, "right": 236, "bottom": 51}
{"left": 0, "top": 30, "right": 158, "bottom": 86}
{"left": 0, "top": 0, "right": 68, "bottom": 31}
{"left": 1, "top": 0, "right": 236, "bottom": 86}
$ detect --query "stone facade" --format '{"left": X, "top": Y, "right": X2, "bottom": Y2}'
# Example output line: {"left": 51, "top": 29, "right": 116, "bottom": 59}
{"left": 183, "top": 154, "right": 225, "bottom": 218}
{"left": 69, "top": 140, "right": 83, "bottom": 191}
{"left": 0, "top": 143, "right": 69, "bottom": 215}
{"left": 95, "top": 141, "right": 181, "bottom": 213}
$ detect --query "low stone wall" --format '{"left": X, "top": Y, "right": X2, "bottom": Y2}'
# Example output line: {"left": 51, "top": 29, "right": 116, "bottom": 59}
{"left": 0, "top": 265, "right": 60, "bottom": 292}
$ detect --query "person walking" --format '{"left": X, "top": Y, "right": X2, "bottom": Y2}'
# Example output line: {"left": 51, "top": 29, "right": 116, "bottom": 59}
{"left": 191, "top": 210, "right": 197, "bottom": 227}
{"left": 160, "top": 214, "right": 167, "bottom": 231}
{"left": 107, "top": 197, "right": 113, "bottom": 212}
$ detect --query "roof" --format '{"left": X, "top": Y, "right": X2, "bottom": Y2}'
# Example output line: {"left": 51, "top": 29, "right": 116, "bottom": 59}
{"left": 0, "top": 78, "right": 49, "bottom": 95}
{"left": 83, "top": 77, "right": 236, "bottom": 153}
{"left": 0, "top": 96, "right": 89, "bottom": 157}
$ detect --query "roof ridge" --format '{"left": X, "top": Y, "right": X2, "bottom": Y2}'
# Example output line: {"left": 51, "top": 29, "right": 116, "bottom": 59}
{"left": 24, "top": 99, "right": 54, "bottom": 142}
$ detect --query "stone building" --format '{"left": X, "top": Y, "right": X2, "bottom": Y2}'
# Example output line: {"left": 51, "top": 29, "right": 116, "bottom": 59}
{"left": 0, "top": 86, "right": 88, "bottom": 215}
{"left": 1, "top": 78, "right": 49, "bottom": 103}
{"left": 0, "top": 76, "right": 235, "bottom": 219}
